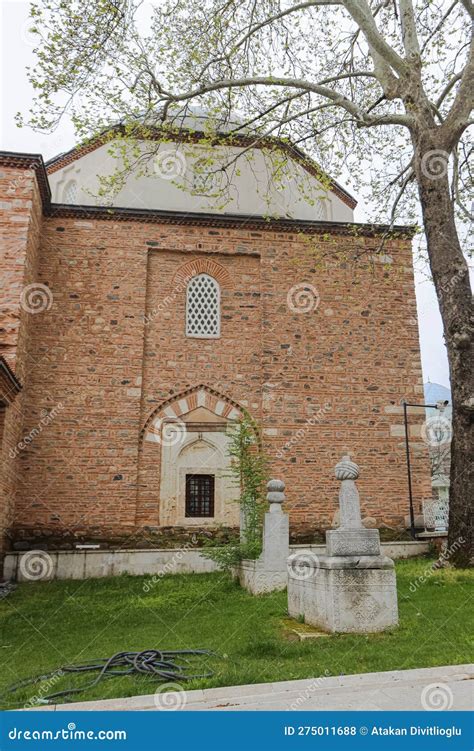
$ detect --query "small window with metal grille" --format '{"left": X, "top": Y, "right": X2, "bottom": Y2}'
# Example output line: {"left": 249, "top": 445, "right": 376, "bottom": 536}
{"left": 192, "top": 160, "right": 218, "bottom": 194}
{"left": 186, "top": 274, "right": 220, "bottom": 338}
{"left": 63, "top": 180, "right": 78, "bottom": 204}
{"left": 185, "top": 474, "right": 215, "bottom": 517}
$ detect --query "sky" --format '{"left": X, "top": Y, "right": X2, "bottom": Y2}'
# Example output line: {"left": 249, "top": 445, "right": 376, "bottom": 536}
{"left": 0, "top": 0, "right": 456, "bottom": 390}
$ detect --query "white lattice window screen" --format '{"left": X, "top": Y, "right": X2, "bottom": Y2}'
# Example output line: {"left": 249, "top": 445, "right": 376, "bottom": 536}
{"left": 314, "top": 198, "right": 326, "bottom": 220}
{"left": 63, "top": 180, "right": 78, "bottom": 203}
{"left": 186, "top": 274, "right": 220, "bottom": 338}
{"left": 193, "top": 169, "right": 217, "bottom": 194}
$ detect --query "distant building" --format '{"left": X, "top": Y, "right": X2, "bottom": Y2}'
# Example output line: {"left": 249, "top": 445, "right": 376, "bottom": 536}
{"left": 423, "top": 380, "right": 451, "bottom": 508}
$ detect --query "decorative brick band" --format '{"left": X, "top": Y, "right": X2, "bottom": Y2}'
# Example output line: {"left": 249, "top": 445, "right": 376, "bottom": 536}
{"left": 173, "top": 258, "right": 233, "bottom": 289}
{"left": 142, "top": 384, "right": 243, "bottom": 443}
{"left": 48, "top": 204, "right": 415, "bottom": 238}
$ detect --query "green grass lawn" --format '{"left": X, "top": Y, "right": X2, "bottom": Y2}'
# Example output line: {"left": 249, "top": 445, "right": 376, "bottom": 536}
{"left": 0, "top": 557, "right": 472, "bottom": 708}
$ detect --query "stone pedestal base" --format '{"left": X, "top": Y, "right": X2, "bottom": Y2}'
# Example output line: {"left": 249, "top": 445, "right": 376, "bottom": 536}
{"left": 288, "top": 555, "right": 398, "bottom": 633}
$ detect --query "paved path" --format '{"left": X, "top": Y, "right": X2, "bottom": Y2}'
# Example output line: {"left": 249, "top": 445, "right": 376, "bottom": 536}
{"left": 35, "top": 664, "right": 473, "bottom": 711}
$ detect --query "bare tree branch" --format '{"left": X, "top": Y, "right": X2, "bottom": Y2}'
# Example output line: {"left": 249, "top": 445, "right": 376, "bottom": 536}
{"left": 399, "top": 0, "right": 421, "bottom": 59}
{"left": 156, "top": 75, "right": 414, "bottom": 127}
{"left": 342, "top": 0, "right": 407, "bottom": 86}
{"left": 441, "top": 35, "right": 474, "bottom": 148}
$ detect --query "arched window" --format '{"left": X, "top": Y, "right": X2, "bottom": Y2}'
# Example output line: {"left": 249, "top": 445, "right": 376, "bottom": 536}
{"left": 63, "top": 180, "right": 78, "bottom": 203}
{"left": 186, "top": 274, "right": 220, "bottom": 338}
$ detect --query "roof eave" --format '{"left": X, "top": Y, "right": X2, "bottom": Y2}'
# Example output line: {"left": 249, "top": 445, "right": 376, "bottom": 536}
{"left": 48, "top": 202, "right": 415, "bottom": 238}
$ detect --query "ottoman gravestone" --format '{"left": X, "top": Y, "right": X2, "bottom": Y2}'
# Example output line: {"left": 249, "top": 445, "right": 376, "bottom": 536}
{"left": 237, "top": 479, "right": 290, "bottom": 594}
{"left": 288, "top": 455, "right": 399, "bottom": 633}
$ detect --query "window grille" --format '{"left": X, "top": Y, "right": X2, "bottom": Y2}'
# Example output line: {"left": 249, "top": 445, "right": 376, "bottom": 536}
{"left": 192, "top": 169, "right": 217, "bottom": 194}
{"left": 185, "top": 474, "right": 215, "bottom": 517}
{"left": 63, "top": 180, "right": 78, "bottom": 203}
{"left": 186, "top": 274, "right": 220, "bottom": 338}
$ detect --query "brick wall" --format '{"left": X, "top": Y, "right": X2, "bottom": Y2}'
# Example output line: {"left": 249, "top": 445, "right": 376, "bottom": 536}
{"left": 3, "top": 209, "right": 431, "bottom": 545}
{"left": 0, "top": 166, "right": 43, "bottom": 373}
{"left": 259, "top": 233, "right": 430, "bottom": 532}
{"left": 0, "top": 165, "right": 43, "bottom": 551}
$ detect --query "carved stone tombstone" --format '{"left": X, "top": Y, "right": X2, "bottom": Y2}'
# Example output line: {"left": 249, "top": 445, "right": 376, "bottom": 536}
{"left": 288, "top": 455, "right": 399, "bottom": 633}
{"left": 326, "top": 456, "right": 381, "bottom": 556}
{"left": 237, "top": 479, "right": 290, "bottom": 594}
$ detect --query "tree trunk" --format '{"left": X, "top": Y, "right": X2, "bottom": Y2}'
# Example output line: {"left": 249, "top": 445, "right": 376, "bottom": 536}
{"left": 414, "top": 144, "right": 473, "bottom": 567}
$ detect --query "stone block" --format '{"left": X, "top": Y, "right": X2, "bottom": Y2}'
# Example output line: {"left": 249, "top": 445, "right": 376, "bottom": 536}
{"left": 236, "top": 560, "right": 287, "bottom": 595}
{"left": 261, "top": 509, "right": 289, "bottom": 569}
{"left": 288, "top": 557, "right": 398, "bottom": 633}
{"left": 326, "top": 528, "right": 380, "bottom": 556}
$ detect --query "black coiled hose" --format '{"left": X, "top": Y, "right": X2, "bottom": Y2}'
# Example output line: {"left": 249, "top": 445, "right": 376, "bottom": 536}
{"left": 5, "top": 648, "right": 216, "bottom": 705}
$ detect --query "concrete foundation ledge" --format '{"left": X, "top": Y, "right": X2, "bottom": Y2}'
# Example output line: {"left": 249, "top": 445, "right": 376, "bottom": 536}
{"left": 3, "top": 541, "right": 429, "bottom": 582}
{"left": 2, "top": 548, "right": 219, "bottom": 582}
{"left": 23, "top": 664, "right": 474, "bottom": 711}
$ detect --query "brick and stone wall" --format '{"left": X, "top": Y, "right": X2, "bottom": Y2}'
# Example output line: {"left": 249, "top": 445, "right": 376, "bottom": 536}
{"left": 0, "top": 163, "right": 44, "bottom": 552}
{"left": 1, "top": 202, "right": 431, "bottom": 546}
{"left": 0, "top": 153, "right": 432, "bottom": 547}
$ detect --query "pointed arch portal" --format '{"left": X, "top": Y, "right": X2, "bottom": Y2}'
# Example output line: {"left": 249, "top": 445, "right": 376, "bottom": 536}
{"left": 143, "top": 386, "right": 244, "bottom": 527}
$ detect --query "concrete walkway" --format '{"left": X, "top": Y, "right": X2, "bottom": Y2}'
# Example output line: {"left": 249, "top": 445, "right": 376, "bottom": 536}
{"left": 36, "top": 664, "right": 473, "bottom": 711}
